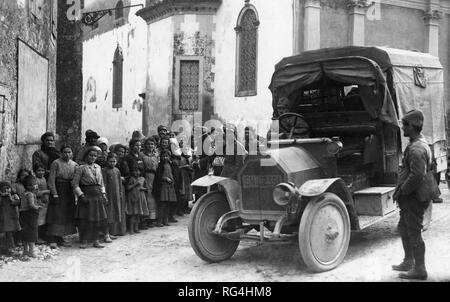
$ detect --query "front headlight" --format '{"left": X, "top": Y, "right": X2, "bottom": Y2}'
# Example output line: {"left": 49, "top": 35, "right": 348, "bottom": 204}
{"left": 273, "top": 183, "right": 298, "bottom": 207}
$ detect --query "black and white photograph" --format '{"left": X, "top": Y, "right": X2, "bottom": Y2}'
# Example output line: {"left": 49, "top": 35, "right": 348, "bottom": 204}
{"left": 1, "top": 0, "right": 450, "bottom": 285}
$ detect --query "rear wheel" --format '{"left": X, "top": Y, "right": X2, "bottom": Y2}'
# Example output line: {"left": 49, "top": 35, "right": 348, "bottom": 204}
{"left": 188, "top": 192, "right": 240, "bottom": 263}
{"left": 299, "top": 193, "right": 351, "bottom": 273}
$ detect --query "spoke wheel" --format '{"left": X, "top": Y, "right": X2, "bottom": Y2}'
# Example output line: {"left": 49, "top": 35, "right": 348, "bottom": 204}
{"left": 299, "top": 193, "right": 351, "bottom": 273}
{"left": 188, "top": 192, "right": 240, "bottom": 263}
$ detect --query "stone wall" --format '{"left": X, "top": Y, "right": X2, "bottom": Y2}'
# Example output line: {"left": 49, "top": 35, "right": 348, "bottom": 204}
{"left": 0, "top": 0, "right": 57, "bottom": 182}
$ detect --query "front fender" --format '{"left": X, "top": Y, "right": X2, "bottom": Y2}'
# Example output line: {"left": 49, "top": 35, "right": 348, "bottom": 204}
{"left": 192, "top": 175, "right": 241, "bottom": 211}
{"left": 299, "top": 178, "right": 360, "bottom": 230}
{"left": 299, "top": 178, "right": 346, "bottom": 197}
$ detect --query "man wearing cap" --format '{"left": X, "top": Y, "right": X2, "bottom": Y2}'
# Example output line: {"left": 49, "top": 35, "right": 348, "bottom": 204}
{"left": 76, "top": 131, "right": 100, "bottom": 164}
{"left": 268, "top": 97, "right": 310, "bottom": 140}
{"left": 157, "top": 126, "right": 169, "bottom": 143}
{"left": 392, "top": 110, "right": 438, "bottom": 280}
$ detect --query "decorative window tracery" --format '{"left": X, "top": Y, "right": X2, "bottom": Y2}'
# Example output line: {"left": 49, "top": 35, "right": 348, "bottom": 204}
{"left": 179, "top": 60, "right": 200, "bottom": 111}
{"left": 235, "top": 3, "right": 259, "bottom": 97}
{"left": 113, "top": 45, "right": 124, "bottom": 109}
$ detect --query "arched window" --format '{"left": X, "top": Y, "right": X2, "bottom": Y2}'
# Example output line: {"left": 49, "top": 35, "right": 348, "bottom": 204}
{"left": 115, "top": 0, "right": 124, "bottom": 19}
{"left": 235, "top": 3, "right": 259, "bottom": 97}
{"left": 112, "top": 45, "right": 123, "bottom": 109}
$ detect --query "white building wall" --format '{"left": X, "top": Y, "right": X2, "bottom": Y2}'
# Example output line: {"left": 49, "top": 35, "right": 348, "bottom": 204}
{"left": 145, "top": 17, "right": 175, "bottom": 135}
{"left": 82, "top": 0, "right": 147, "bottom": 145}
{"left": 214, "top": 0, "right": 294, "bottom": 136}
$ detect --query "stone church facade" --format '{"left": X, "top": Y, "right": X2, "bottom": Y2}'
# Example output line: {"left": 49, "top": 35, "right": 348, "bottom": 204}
{"left": 79, "top": 0, "right": 450, "bottom": 141}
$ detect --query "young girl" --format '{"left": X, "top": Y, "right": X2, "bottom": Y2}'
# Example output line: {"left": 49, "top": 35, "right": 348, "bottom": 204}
{"left": 153, "top": 151, "right": 177, "bottom": 227}
{"left": 72, "top": 146, "right": 108, "bottom": 249}
{"left": 102, "top": 153, "right": 124, "bottom": 242}
{"left": 126, "top": 166, "right": 149, "bottom": 234}
{"left": 13, "top": 169, "right": 31, "bottom": 200}
{"left": 20, "top": 176, "right": 42, "bottom": 258}
{"left": 0, "top": 181, "right": 21, "bottom": 255}
{"left": 110, "top": 144, "right": 128, "bottom": 236}
{"left": 34, "top": 165, "right": 50, "bottom": 244}
{"left": 142, "top": 138, "right": 158, "bottom": 228}
{"left": 12, "top": 169, "right": 31, "bottom": 247}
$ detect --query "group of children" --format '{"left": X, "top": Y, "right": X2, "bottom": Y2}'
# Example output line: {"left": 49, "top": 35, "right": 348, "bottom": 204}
{"left": 0, "top": 126, "right": 199, "bottom": 257}
{"left": 0, "top": 167, "right": 49, "bottom": 258}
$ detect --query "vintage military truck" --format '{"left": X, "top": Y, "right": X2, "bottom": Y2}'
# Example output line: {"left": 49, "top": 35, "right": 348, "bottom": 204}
{"left": 188, "top": 46, "right": 447, "bottom": 273}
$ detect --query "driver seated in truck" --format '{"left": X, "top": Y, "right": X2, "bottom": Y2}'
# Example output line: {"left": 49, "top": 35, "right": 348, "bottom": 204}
{"left": 268, "top": 97, "right": 310, "bottom": 140}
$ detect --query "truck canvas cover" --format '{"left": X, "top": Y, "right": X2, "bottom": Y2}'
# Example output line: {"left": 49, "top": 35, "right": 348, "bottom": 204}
{"left": 269, "top": 46, "right": 446, "bottom": 148}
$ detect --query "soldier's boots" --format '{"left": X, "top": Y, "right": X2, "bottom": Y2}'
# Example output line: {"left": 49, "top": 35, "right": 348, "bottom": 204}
{"left": 392, "top": 259, "right": 414, "bottom": 272}
{"left": 399, "top": 265, "right": 428, "bottom": 280}
{"left": 393, "top": 236, "right": 414, "bottom": 272}
{"left": 399, "top": 242, "right": 428, "bottom": 281}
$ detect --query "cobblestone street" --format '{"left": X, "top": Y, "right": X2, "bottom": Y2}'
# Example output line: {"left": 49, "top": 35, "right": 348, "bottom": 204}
{"left": 1, "top": 185, "right": 450, "bottom": 282}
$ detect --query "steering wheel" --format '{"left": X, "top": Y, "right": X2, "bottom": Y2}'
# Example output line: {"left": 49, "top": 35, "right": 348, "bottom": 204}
{"left": 278, "top": 113, "right": 311, "bottom": 139}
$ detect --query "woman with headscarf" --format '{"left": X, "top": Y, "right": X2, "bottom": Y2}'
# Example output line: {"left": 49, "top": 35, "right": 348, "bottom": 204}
{"left": 32, "top": 132, "right": 61, "bottom": 179}
{"left": 47, "top": 145, "right": 78, "bottom": 249}
{"left": 72, "top": 146, "right": 108, "bottom": 249}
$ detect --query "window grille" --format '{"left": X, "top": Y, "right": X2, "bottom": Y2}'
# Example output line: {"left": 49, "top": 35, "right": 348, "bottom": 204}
{"left": 235, "top": 6, "right": 259, "bottom": 97}
{"left": 179, "top": 60, "right": 200, "bottom": 111}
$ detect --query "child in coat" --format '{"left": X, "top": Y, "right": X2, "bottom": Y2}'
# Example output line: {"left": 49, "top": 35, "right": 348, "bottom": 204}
{"left": 12, "top": 169, "right": 32, "bottom": 247}
{"left": 126, "top": 166, "right": 149, "bottom": 234}
{"left": 153, "top": 151, "right": 178, "bottom": 227}
{"left": 102, "top": 153, "right": 124, "bottom": 242}
{"left": 34, "top": 165, "right": 50, "bottom": 244}
{"left": 20, "top": 176, "right": 42, "bottom": 258}
{"left": 0, "top": 181, "right": 21, "bottom": 255}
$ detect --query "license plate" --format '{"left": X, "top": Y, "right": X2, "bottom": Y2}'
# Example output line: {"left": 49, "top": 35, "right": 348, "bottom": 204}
{"left": 242, "top": 175, "right": 283, "bottom": 189}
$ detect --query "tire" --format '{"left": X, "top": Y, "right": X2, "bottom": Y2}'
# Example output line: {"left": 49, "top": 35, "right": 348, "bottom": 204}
{"left": 188, "top": 192, "right": 240, "bottom": 263}
{"left": 299, "top": 193, "right": 351, "bottom": 273}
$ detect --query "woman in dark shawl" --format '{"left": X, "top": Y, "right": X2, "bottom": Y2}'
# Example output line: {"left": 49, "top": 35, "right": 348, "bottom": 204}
{"left": 32, "top": 132, "right": 61, "bottom": 179}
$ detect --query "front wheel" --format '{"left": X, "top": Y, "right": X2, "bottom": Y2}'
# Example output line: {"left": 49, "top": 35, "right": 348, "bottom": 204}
{"left": 188, "top": 192, "right": 240, "bottom": 263}
{"left": 299, "top": 193, "right": 351, "bottom": 273}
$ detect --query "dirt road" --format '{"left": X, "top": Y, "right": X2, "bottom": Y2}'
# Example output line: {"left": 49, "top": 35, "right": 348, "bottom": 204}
{"left": 1, "top": 186, "right": 450, "bottom": 282}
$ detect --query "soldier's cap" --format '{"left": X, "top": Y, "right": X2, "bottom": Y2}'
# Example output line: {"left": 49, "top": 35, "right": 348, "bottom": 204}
{"left": 402, "top": 110, "right": 424, "bottom": 127}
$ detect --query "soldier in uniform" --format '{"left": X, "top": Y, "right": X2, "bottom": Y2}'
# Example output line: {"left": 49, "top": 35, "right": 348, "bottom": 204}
{"left": 392, "top": 110, "right": 439, "bottom": 280}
